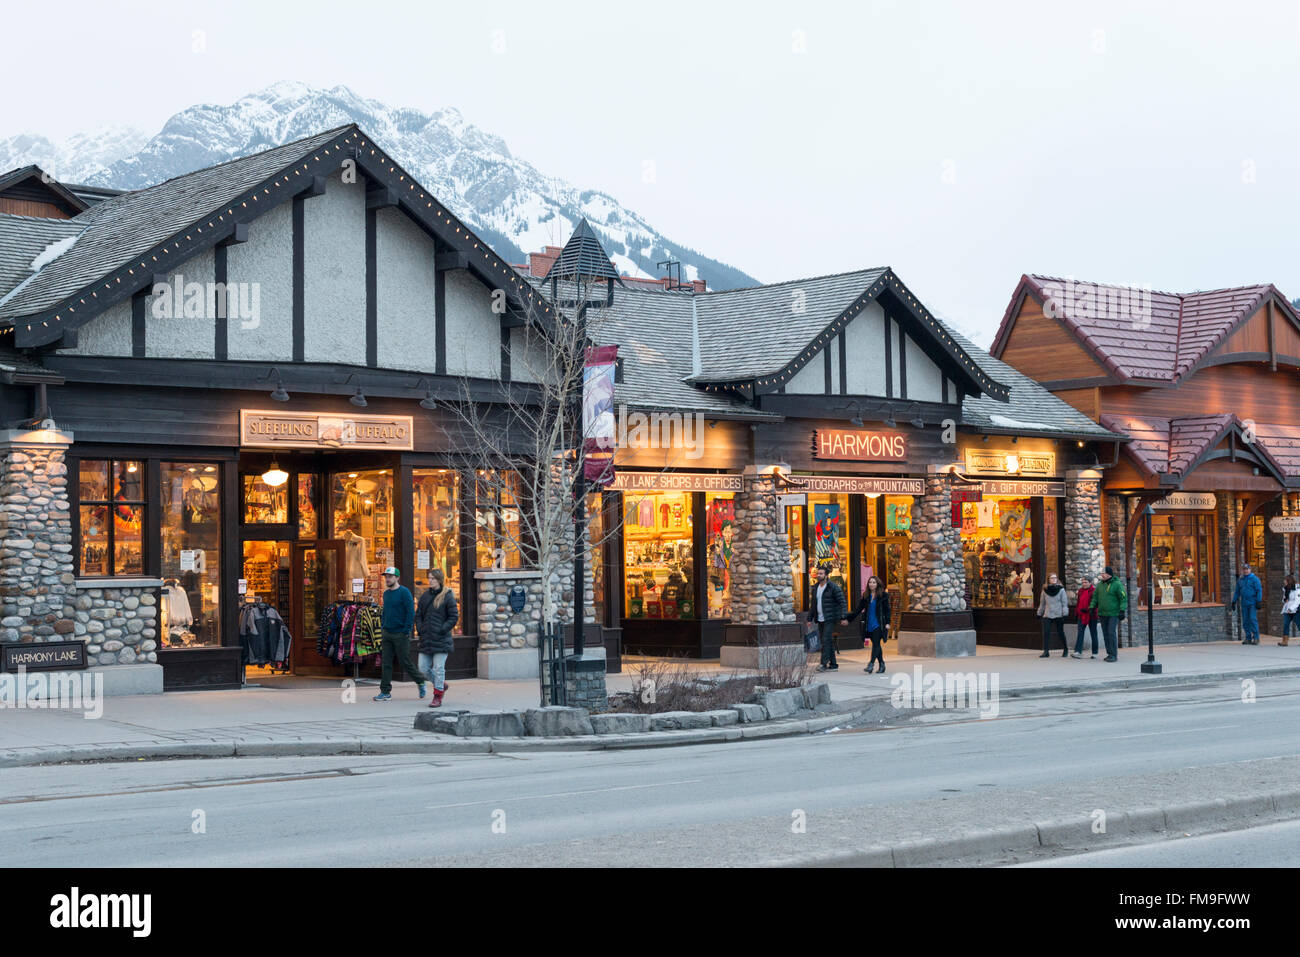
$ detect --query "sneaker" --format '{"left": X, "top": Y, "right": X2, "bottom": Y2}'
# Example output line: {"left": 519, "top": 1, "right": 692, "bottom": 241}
{"left": 1090, "top": 654, "right": 1098, "bottom": 659}
{"left": 1070, "top": 652, "right": 1083, "bottom": 659}
{"left": 815, "top": 665, "right": 829, "bottom": 673}
{"left": 828, "top": 664, "right": 839, "bottom": 670}
{"left": 1104, "top": 656, "right": 1117, "bottom": 662}
{"left": 372, "top": 692, "right": 392, "bottom": 701}
{"left": 1039, "top": 652, "right": 1050, "bottom": 658}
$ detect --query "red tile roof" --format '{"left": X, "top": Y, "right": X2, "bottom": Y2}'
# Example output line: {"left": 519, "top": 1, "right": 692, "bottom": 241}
{"left": 1099, "top": 412, "right": 1300, "bottom": 481}
{"left": 993, "top": 275, "right": 1297, "bottom": 382}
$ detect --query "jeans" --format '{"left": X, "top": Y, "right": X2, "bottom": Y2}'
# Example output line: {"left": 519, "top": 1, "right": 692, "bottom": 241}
{"left": 1100, "top": 616, "right": 1119, "bottom": 659}
{"left": 1284, "top": 612, "right": 1297, "bottom": 637}
{"left": 1074, "top": 619, "right": 1099, "bottom": 655}
{"left": 1239, "top": 603, "right": 1260, "bottom": 642}
{"left": 817, "top": 619, "right": 837, "bottom": 667}
{"left": 1041, "top": 617, "right": 1067, "bottom": 654}
{"left": 418, "top": 651, "right": 449, "bottom": 691}
{"left": 380, "top": 629, "right": 425, "bottom": 694}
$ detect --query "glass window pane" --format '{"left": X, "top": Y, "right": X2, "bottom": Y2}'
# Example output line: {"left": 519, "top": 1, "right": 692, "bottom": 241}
{"left": 705, "top": 493, "right": 735, "bottom": 619}
{"left": 624, "top": 490, "right": 694, "bottom": 619}
{"left": 160, "top": 463, "right": 222, "bottom": 647}
{"left": 787, "top": 505, "right": 806, "bottom": 613}
{"left": 113, "top": 460, "right": 145, "bottom": 501}
{"left": 244, "top": 474, "right": 289, "bottom": 524}
{"left": 113, "top": 505, "right": 143, "bottom": 575}
{"left": 298, "top": 474, "right": 319, "bottom": 539}
{"left": 588, "top": 493, "right": 605, "bottom": 627}
{"left": 475, "top": 470, "right": 523, "bottom": 571}
{"left": 961, "top": 496, "right": 1033, "bottom": 608}
{"left": 79, "top": 460, "right": 109, "bottom": 502}
{"left": 808, "top": 494, "right": 849, "bottom": 593}
{"left": 413, "top": 469, "right": 461, "bottom": 633}
{"left": 79, "top": 505, "right": 109, "bottom": 575}
{"left": 331, "top": 469, "right": 395, "bottom": 599}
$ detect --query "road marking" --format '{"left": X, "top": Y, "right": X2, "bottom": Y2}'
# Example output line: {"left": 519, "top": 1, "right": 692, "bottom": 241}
{"left": 1111, "top": 725, "right": 1242, "bottom": 739}
{"left": 424, "top": 778, "right": 702, "bottom": 810}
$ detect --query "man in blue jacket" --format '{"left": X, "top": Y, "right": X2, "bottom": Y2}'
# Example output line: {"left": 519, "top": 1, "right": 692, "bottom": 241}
{"left": 374, "top": 567, "right": 427, "bottom": 701}
{"left": 1232, "top": 564, "right": 1263, "bottom": 645}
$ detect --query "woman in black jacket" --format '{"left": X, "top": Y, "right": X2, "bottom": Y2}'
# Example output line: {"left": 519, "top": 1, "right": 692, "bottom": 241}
{"left": 415, "top": 568, "right": 459, "bottom": 708}
{"left": 849, "top": 575, "right": 891, "bottom": 674}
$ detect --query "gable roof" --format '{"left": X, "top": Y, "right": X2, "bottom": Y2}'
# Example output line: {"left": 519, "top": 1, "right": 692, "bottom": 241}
{"left": 543, "top": 218, "right": 622, "bottom": 283}
{"left": 687, "top": 267, "right": 1009, "bottom": 401}
{"left": 0, "top": 125, "right": 560, "bottom": 347}
{"left": 0, "top": 165, "right": 89, "bottom": 216}
{"left": 1099, "top": 411, "right": 1299, "bottom": 484}
{"left": 992, "top": 274, "right": 1300, "bottom": 383}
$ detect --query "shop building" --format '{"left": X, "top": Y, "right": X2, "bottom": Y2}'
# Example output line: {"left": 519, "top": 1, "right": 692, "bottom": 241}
{"left": 991, "top": 275, "right": 1300, "bottom": 643}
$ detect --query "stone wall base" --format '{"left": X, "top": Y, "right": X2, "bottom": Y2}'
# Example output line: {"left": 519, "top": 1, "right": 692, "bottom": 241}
{"left": 564, "top": 654, "right": 608, "bottom": 711}
{"left": 719, "top": 642, "right": 805, "bottom": 670}
{"left": 897, "top": 629, "right": 977, "bottom": 658}
{"left": 0, "top": 663, "right": 163, "bottom": 699}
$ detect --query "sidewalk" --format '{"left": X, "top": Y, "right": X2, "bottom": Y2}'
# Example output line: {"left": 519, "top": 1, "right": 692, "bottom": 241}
{"left": 1, "top": 638, "right": 1297, "bottom": 765}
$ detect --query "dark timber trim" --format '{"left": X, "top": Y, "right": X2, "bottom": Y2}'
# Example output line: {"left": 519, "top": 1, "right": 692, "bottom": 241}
{"left": 292, "top": 196, "right": 305, "bottom": 362}
{"left": 823, "top": 346, "right": 832, "bottom": 394}
{"left": 884, "top": 314, "right": 893, "bottom": 398}
{"left": 213, "top": 243, "right": 228, "bottom": 361}
{"left": 500, "top": 326, "right": 511, "bottom": 382}
{"left": 899, "top": 322, "right": 908, "bottom": 399}
{"left": 434, "top": 270, "right": 447, "bottom": 376}
{"left": 838, "top": 329, "right": 847, "bottom": 395}
{"left": 942, "top": 376, "right": 949, "bottom": 404}
{"left": 365, "top": 207, "right": 377, "bottom": 368}
{"left": 131, "top": 290, "right": 146, "bottom": 359}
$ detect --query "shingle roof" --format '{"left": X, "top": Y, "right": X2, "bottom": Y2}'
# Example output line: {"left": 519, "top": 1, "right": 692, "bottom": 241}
{"left": 0, "top": 165, "right": 89, "bottom": 215}
{"left": 543, "top": 219, "right": 622, "bottom": 283}
{"left": 952, "top": 329, "right": 1124, "bottom": 441}
{"left": 1099, "top": 412, "right": 1300, "bottom": 480}
{"left": 0, "top": 127, "right": 349, "bottom": 323}
{"left": 0, "top": 213, "right": 86, "bottom": 302}
{"left": 995, "top": 274, "right": 1295, "bottom": 382}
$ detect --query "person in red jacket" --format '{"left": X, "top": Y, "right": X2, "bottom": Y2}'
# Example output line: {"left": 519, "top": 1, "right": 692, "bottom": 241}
{"left": 1071, "top": 577, "right": 1099, "bottom": 658}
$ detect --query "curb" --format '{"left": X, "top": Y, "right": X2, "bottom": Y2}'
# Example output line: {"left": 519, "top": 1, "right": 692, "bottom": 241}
{"left": 771, "top": 789, "right": 1300, "bottom": 867}
{"left": 998, "top": 663, "right": 1300, "bottom": 700}
{"left": 0, "top": 708, "right": 860, "bottom": 768}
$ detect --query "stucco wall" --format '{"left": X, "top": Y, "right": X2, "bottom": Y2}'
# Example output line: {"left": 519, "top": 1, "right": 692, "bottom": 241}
{"left": 444, "top": 268, "right": 501, "bottom": 379}
{"left": 508, "top": 325, "right": 545, "bottom": 384}
{"left": 69, "top": 298, "right": 132, "bottom": 357}
{"left": 226, "top": 197, "right": 293, "bottom": 362}
{"left": 906, "top": 334, "right": 945, "bottom": 402}
{"left": 375, "top": 207, "right": 437, "bottom": 373}
{"left": 146, "top": 248, "right": 215, "bottom": 360}
{"left": 302, "top": 170, "right": 366, "bottom": 366}
{"left": 844, "top": 300, "right": 886, "bottom": 394}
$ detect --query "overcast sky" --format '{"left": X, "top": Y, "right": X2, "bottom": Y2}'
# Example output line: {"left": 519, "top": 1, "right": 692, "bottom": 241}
{"left": 4, "top": 0, "right": 1299, "bottom": 343}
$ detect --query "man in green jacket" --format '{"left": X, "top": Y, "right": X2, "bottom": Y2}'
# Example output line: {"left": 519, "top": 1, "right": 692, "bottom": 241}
{"left": 373, "top": 567, "right": 426, "bottom": 701}
{"left": 1089, "top": 566, "right": 1128, "bottom": 662}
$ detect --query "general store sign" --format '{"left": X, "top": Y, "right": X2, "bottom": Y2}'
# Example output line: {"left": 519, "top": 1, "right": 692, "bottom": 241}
{"left": 964, "top": 449, "right": 1056, "bottom": 477}
{"left": 1269, "top": 516, "right": 1300, "bottom": 533}
{"left": 812, "top": 429, "right": 908, "bottom": 462}
{"left": 240, "top": 410, "right": 414, "bottom": 451}
{"left": 1152, "top": 492, "right": 1217, "bottom": 511}
{"left": 609, "top": 472, "right": 743, "bottom": 493}
{"left": 787, "top": 475, "right": 925, "bottom": 495}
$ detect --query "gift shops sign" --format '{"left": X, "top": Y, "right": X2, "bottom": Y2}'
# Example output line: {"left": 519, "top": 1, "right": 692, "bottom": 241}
{"left": 240, "top": 410, "right": 414, "bottom": 451}
{"left": 812, "top": 429, "right": 908, "bottom": 462}
{"left": 964, "top": 449, "right": 1055, "bottom": 477}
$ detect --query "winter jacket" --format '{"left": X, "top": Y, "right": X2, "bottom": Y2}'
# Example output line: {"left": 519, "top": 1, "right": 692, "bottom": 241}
{"left": 1090, "top": 577, "right": 1128, "bottom": 617}
{"left": 849, "top": 590, "right": 892, "bottom": 638}
{"left": 1037, "top": 583, "right": 1069, "bottom": 619}
{"left": 809, "top": 579, "right": 847, "bottom": 624}
{"left": 1076, "top": 584, "right": 1097, "bottom": 625}
{"left": 416, "top": 586, "right": 459, "bottom": 655}
{"left": 1283, "top": 584, "right": 1300, "bottom": 615}
{"left": 1232, "top": 573, "right": 1263, "bottom": 609}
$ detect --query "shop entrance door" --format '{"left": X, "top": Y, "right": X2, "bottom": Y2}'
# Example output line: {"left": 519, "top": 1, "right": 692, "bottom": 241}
{"left": 860, "top": 537, "right": 909, "bottom": 640}
{"left": 291, "top": 540, "right": 346, "bottom": 675}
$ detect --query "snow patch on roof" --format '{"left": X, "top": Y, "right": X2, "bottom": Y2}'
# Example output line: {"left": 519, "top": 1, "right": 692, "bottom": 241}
{"left": 29, "top": 234, "right": 79, "bottom": 271}
{"left": 989, "top": 413, "right": 1057, "bottom": 431}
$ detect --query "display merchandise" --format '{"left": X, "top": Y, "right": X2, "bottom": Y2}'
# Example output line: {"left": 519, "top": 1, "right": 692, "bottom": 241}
{"left": 243, "top": 474, "right": 288, "bottom": 524}
{"left": 961, "top": 497, "right": 1034, "bottom": 608}
{"left": 475, "top": 470, "right": 523, "bottom": 571}
{"left": 317, "top": 598, "right": 383, "bottom": 663}
{"left": 77, "top": 459, "right": 145, "bottom": 576}
{"left": 331, "top": 470, "right": 393, "bottom": 598}
{"left": 705, "top": 493, "right": 734, "bottom": 618}
{"left": 624, "top": 490, "right": 693, "bottom": 619}
{"left": 1135, "top": 511, "right": 1217, "bottom": 605}
{"left": 160, "top": 463, "right": 221, "bottom": 646}
{"left": 238, "top": 600, "right": 293, "bottom": 668}
{"left": 412, "top": 470, "right": 461, "bottom": 618}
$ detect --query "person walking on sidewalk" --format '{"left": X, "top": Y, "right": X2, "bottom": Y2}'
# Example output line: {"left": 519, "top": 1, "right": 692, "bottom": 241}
{"left": 1037, "top": 573, "right": 1070, "bottom": 658}
{"left": 373, "top": 567, "right": 427, "bottom": 701}
{"left": 1232, "top": 564, "right": 1263, "bottom": 645}
{"left": 1090, "top": 566, "right": 1127, "bottom": 662}
{"left": 810, "top": 564, "right": 847, "bottom": 672}
{"left": 849, "top": 574, "right": 891, "bottom": 674}
{"left": 1280, "top": 575, "right": 1300, "bottom": 647}
{"left": 1072, "top": 576, "right": 1099, "bottom": 658}
{"left": 415, "top": 568, "right": 458, "bottom": 707}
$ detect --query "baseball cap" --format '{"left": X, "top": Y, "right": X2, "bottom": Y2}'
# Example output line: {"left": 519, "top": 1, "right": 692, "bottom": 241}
{"left": 382, "top": 567, "right": 400, "bottom": 577}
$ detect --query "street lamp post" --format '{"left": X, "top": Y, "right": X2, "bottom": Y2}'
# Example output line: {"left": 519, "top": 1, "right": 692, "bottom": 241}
{"left": 1140, "top": 504, "right": 1162, "bottom": 674}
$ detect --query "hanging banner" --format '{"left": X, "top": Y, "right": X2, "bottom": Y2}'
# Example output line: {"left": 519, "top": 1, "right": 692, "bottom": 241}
{"left": 583, "top": 345, "right": 618, "bottom": 487}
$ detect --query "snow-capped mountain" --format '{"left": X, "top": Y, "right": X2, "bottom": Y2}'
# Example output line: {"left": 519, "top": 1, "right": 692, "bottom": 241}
{"left": 0, "top": 82, "right": 758, "bottom": 289}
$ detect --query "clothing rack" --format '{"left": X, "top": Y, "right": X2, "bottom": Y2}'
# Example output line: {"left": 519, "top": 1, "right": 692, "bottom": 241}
{"left": 319, "top": 596, "right": 382, "bottom": 680}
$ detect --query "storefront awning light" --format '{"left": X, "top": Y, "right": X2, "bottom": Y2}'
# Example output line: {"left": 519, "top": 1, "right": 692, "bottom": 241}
{"left": 262, "top": 461, "right": 289, "bottom": 487}
{"left": 1004, "top": 454, "right": 1020, "bottom": 474}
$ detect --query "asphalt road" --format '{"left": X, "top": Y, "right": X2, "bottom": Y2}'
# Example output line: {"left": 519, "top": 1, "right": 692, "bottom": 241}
{"left": 4, "top": 676, "right": 1300, "bottom": 867}
{"left": 1020, "top": 818, "right": 1300, "bottom": 867}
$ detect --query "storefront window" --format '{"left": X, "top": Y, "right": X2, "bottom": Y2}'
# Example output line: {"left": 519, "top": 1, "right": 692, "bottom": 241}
{"left": 475, "top": 470, "right": 523, "bottom": 570}
{"left": 159, "top": 463, "right": 222, "bottom": 647}
{"left": 808, "top": 494, "right": 849, "bottom": 593}
{"left": 243, "top": 474, "right": 289, "bottom": 524}
{"left": 961, "top": 497, "right": 1034, "bottom": 608}
{"left": 589, "top": 493, "right": 605, "bottom": 626}
{"left": 298, "top": 474, "right": 319, "bottom": 539}
{"left": 1136, "top": 513, "right": 1217, "bottom": 605}
{"left": 624, "top": 490, "right": 694, "bottom": 619}
{"left": 860, "top": 494, "right": 913, "bottom": 632}
{"left": 77, "top": 459, "right": 146, "bottom": 576}
{"left": 413, "top": 469, "right": 462, "bottom": 633}
{"left": 241, "top": 540, "right": 290, "bottom": 610}
{"left": 705, "top": 492, "right": 735, "bottom": 619}
{"left": 331, "top": 470, "right": 395, "bottom": 598}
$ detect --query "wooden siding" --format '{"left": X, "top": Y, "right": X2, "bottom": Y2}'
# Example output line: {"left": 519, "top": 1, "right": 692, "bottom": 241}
{"left": 999, "top": 293, "right": 1107, "bottom": 381}
{"left": 1099, "top": 363, "right": 1300, "bottom": 423}
{"left": 1213, "top": 303, "right": 1271, "bottom": 355}
{"left": 1053, "top": 387, "right": 1099, "bottom": 421}
{"left": 0, "top": 197, "right": 71, "bottom": 219}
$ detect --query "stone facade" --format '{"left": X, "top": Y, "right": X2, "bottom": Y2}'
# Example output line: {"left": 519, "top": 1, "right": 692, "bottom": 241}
{"left": 730, "top": 472, "right": 796, "bottom": 627}
{"left": 74, "top": 581, "right": 160, "bottom": 665}
{"left": 1064, "top": 470, "right": 1104, "bottom": 596}
{"left": 564, "top": 657, "right": 609, "bottom": 711}
{"left": 0, "top": 430, "right": 76, "bottom": 647}
{"left": 906, "top": 469, "right": 967, "bottom": 614}
{"left": 476, "top": 570, "right": 544, "bottom": 650}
